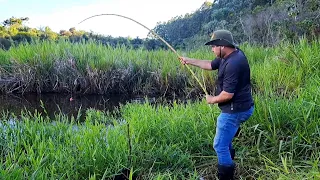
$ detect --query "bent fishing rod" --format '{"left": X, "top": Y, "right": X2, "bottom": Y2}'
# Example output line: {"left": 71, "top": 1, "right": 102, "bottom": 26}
{"left": 78, "top": 13, "right": 208, "bottom": 95}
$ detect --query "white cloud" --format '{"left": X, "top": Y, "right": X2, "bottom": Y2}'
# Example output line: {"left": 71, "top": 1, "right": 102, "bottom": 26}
{"left": 28, "top": 0, "right": 205, "bottom": 38}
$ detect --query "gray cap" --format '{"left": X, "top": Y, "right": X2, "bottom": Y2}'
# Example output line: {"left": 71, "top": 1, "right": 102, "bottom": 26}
{"left": 205, "top": 30, "right": 237, "bottom": 48}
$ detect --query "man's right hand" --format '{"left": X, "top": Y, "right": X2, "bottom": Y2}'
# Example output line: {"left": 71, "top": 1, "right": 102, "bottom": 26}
{"left": 179, "top": 57, "right": 189, "bottom": 65}
{"left": 178, "top": 57, "right": 213, "bottom": 70}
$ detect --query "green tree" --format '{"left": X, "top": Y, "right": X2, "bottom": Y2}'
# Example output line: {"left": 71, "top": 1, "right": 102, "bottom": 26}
{"left": 59, "top": 30, "right": 72, "bottom": 36}
{"left": 2, "top": 17, "right": 29, "bottom": 27}
{"left": 0, "top": 25, "right": 8, "bottom": 38}
{"left": 152, "top": 2, "right": 212, "bottom": 49}
{"left": 130, "top": 37, "right": 143, "bottom": 49}
{"left": 0, "top": 38, "right": 11, "bottom": 50}
{"left": 40, "top": 26, "right": 58, "bottom": 40}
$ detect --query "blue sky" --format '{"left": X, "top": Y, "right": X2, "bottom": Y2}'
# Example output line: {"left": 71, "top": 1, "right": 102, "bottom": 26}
{"left": 0, "top": 0, "right": 206, "bottom": 38}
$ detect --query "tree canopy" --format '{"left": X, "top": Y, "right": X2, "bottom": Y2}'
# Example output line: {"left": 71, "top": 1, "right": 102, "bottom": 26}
{"left": 1, "top": 0, "right": 319, "bottom": 50}
{"left": 153, "top": 0, "right": 320, "bottom": 47}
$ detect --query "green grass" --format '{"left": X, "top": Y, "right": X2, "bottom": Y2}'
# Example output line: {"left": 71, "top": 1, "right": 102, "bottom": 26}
{"left": 0, "top": 38, "right": 319, "bottom": 98}
{"left": 0, "top": 110, "right": 128, "bottom": 179}
{"left": 0, "top": 38, "right": 319, "bottom": 179}
{"left": 0, "top": 96, "right": 319, "bottom": 179}
{"left": 0, "top": 40, "right": 196, "bottom": 95}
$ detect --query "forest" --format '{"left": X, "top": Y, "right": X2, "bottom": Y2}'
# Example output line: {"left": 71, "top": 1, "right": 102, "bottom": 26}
{"left": 1, "top": 0, "right": 319, "bottom": 51}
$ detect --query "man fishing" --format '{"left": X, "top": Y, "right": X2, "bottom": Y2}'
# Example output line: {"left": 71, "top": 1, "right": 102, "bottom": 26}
{"left": 179, "top": 30, "right": 254, "bottom": 180}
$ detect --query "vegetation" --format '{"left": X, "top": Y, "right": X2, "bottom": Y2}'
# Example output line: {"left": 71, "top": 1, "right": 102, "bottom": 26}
{"left": 0, "top": 0, "right": 319, "bottom": 179}
{"left": 153, "top": 0, "right": 320, "bottom": 48}
{"left": 1, "top": 1, "right": 319, "bottom": 51}
{"left": 0, "top": 40, "right": 191, "bottom": 95}
{"left": 0, "top": 38, "right": 319, "bottom": 98}
{"left": 0, "top": 89, "right": 319, "bottom": 179}
{"left": 0, "top": 37, "right": 319, "bottom": 179}
{"left": 0, "top": 17, "right": 166, "bottom": 51}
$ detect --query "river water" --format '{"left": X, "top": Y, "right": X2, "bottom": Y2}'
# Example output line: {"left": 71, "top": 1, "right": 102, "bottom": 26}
{"left": 0, "top": 93, "right": 158, "bottom": 120}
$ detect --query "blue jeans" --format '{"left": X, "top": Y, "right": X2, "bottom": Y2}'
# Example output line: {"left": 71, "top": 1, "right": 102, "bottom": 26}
{"left": 213, "top": 106, "right": 254, "bottom": 166}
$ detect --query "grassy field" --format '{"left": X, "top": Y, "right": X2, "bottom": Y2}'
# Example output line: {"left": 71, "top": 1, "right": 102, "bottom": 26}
{"left": 0, "top": 39, "right": 319, "bottom": 98}
{"left": 0, "top": 39, "right": 319, "bottom": 179}
{"left": 0, "top": 98, "right": 319, "bottom": 179}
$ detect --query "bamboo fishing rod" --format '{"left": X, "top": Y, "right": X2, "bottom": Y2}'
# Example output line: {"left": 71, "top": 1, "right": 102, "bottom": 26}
{"left": 78, "top": 13, "right": 208, "bottom": 95}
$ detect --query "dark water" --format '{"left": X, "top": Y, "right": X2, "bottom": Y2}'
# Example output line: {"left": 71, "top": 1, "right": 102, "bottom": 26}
{"left": 0, "top": 93, "right": 157, "bottom": 120}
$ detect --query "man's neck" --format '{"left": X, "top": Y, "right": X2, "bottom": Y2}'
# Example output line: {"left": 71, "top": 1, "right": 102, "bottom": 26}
{"left": 223, "top": 48, "right": 236, "bottom": 59}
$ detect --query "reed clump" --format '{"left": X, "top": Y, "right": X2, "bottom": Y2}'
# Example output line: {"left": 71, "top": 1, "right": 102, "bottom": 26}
{"left": 0, "top": 38, "right": 319, "bottom": 99}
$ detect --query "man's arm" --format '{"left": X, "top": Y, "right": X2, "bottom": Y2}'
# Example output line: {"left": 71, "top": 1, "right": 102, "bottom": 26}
{"left": 206, "top": 91, "right": 234, "bottom": 104}
{"left": 179, "top": 57, "right": 212, "bottom": 70}
{"left": 206, "top": 61, "right": 239, "bottom": 104}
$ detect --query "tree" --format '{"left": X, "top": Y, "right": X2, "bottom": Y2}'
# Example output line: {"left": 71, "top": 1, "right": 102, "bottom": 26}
{"left": 0, "top": 25, "right": 7, "bottom": 38}
{"left": 0, "top": 38, "right": 11, "bottom": 50}
{"left": 152, "top": 3, "right": 212, "bottom": 49}
{"left": 3, "top": 17, "right": 29, "bottom": 27}
{"left": 130, "top": 37, "right": 143, "bottom": 49}
{"left": 40, "top": 26, "right": 58, "bottom": 40}
{"left": 59, "top": 30, "right": 72, "bottom": 36}
{"left": 69, "top": 27, "right": 76, "bottom": 34}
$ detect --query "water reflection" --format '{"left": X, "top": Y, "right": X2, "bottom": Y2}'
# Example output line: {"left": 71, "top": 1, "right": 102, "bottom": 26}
{"left": 0, "top": 93, "right": 133, "bottom": 120}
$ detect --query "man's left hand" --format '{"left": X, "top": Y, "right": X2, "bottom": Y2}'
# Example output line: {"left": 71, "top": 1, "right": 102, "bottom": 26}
{"left": 206, "top": 95, "right": 216, "bottom": 104}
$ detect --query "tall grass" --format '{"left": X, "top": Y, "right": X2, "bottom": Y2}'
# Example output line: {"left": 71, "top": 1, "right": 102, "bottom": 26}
{"left": 0, "top": 38, "right": 319, "bottom": 98}
{"left": 0, "top": 38, "right": 319, "bottom": 179}
{"left": 0, "top": 110, "right": 128, "bottom": 179}
{"left": 0, "top": 40, "right": 196, "bottom": 96}
{"left": 0, "top": 97, "right": 319, "bottom": 179}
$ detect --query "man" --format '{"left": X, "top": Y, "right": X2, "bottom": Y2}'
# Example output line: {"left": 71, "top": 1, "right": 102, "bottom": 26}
{"left": 179, "top": 30, "right": 254, "bottom": 180}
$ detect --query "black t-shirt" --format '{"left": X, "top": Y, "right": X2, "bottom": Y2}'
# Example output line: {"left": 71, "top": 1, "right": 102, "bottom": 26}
{"left": 211, "top": 49, "right": 254, "bottom": 113}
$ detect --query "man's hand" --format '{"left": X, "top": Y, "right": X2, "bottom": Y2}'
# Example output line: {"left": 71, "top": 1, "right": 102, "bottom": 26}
{"left": 206, "top": 91, "right": 234, "bottom": 104}
{"left": 178, "top": 57, "right": 213, "bottom": 70}
{"left": 206, "top": 95, "right": 217, "bottom": 104}
{"left": 179, "top": 57, "right": 189, "bottom": 65}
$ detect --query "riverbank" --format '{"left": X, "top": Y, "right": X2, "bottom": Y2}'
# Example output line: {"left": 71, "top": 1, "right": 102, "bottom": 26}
{"left": 0, "top": 98, "right": 319, "bottom": 179}
{"left": 0, "top": 39, "right": 318, "bottom": 99}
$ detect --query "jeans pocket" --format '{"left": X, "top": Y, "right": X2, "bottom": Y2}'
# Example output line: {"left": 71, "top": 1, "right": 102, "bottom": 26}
{"left": 218, "top": 113, "right": 238, "bottom": 128}
{"left": 239, "top": 106, "right": 254, "bottom": 123}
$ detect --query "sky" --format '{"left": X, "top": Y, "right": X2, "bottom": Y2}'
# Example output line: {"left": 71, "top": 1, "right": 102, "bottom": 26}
{"left": 0, "top": 0, "right": 207, "bottom": 38}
